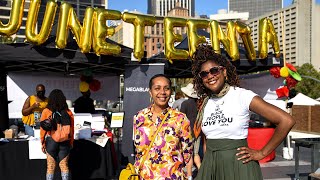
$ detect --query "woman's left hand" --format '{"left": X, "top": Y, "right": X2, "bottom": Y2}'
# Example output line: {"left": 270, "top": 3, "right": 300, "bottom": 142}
{"left": 236, "top": 147, "right": 265, "bottom": 164}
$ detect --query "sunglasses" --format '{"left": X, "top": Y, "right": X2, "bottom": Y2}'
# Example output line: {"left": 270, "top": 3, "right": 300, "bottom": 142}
{"left": 199, "top": 66, "right": 224, "bottom": 79}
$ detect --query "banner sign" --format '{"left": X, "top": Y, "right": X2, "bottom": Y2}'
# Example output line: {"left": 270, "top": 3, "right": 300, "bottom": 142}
{"left": 122, "top": 63, "right": 164, "bottom": 162}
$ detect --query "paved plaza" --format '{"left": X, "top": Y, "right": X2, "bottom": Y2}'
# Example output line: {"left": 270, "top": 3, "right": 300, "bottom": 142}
{"left": 262, "top": 131, "right": 320, "bottom": 180}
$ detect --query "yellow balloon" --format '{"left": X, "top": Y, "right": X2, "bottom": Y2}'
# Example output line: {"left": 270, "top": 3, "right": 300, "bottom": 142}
{"left": 80, "top": 7, "right": 94, "bottom": 53}
{"left": 280, "top": 67, "right": 289, "bottom": 78}
{"left": 186, "top": 19, "right": 208, "bottom": 57}
{"left": 209, "top": 20, "right": 239, "bottom": 61}
{"left": 164, "top": 17, "right": 188, "bottom": 63}
{"left": 92, "top": 8, "right": 121, "bottom": 56}
{"left": 122, "top": 12, "right": 156, "bottom": 60}
{"left": 26, "top": 0, "right": 57, "bottom": 45}
{"left": 258, "top": 18, "right": 280, "bottom": 59}
{"left": 235, "top": 21, "right": 256, "bottom": 61}
{"left": 0, "top": 0, "right": 25, "bottom": 36}
{"left": 56, "top": 2, "right": 82, "bottom": 49}
{"left": 79, "top": 81, "right": 89, "bottom": 92}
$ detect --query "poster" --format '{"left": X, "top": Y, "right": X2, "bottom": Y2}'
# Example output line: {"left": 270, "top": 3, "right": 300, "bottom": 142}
{"left": 122, "top": 63, "right": 164, "bottom": 163}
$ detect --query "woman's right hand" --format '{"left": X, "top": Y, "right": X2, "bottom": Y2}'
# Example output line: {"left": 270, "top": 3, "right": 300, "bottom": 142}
{"left": 42, "top": 145, "right": 46, "bottom": 154}
{"left": 32, "top": 102, "right": 40, "bottom": 109}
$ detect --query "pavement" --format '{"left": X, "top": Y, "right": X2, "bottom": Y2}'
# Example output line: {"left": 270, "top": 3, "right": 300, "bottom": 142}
{"left": 261, "top": 131, "right": 320, "bottom": 180}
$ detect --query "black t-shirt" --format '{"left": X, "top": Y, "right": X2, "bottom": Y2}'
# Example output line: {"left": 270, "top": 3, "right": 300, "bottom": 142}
{"left": 74, "top": 96, "right": 95, "bottom": 114}
{"left": 180, "top": 98, "right": 198, "bottom": 138}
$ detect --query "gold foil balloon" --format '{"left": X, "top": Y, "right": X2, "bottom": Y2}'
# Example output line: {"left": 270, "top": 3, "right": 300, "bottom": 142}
{"left": 26, "top": 0, "right": 57, "bottom": 45}
{"left": 80, "top": 7, "right": 94, "bottom": 53}
{"left": 186, "top": 19, "right": 208, "bottom": 57}
{"left": 258, "top": 18, "right": 280, "bottom": 59}
{"left": 280, "top": 66, "right": 289, "bottom": 78}
{"left": 164, "top": 17, "right": 188, "bottom": 63}
{"left": 235, "top": 21, "right": 256, "bottom": 61}
{"left": 56, "top": 2, "right": 82, "bottom": 49}
{"left": 122, "top": 12, "right": 156, "bottom": 60}
{"left": 0, "top": 0, "right": 25, "bottom": 36}
{"left": 210, "top": 20, "right": 239, "bottom": 61}
{"left": 92, "top": 9, "right": 121, "bottom": 56}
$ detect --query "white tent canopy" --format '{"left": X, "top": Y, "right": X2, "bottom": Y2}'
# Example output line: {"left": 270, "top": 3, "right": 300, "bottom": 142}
{"left": 288, "top": 93, "right": 320, "bottom": 105}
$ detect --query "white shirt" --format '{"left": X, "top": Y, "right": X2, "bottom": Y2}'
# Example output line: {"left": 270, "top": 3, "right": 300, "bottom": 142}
{"left": 201, "top": 87, "right": 257, "bottom": 139}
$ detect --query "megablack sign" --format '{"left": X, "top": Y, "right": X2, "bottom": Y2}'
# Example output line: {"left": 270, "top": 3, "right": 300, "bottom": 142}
{"left": 122, "top": 64, "right": 164, "bottom": 163}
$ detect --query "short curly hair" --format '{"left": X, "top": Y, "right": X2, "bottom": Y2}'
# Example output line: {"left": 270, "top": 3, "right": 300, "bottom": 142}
{"left": 191, "top": 44, "right": 240, "bottom": 97}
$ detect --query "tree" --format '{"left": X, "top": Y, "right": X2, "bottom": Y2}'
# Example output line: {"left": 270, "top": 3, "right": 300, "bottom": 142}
{"left": 0, "top": 35, "right": 15, "bottom": 44}
{"left": 295, "top": 63, "right": 320, "bottom": 99}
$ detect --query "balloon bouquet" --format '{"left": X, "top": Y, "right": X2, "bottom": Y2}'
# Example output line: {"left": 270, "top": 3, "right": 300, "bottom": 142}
{"left": 79, "top": 69, "right": 101, "bottom": 93}
{"left": 269, "top": 63, "right": 301, "bottom": 99}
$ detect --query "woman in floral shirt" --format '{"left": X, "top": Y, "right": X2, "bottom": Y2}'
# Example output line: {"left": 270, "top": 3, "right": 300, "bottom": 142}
{"left": 133, "top": 74, "right": 193, "bottom": 180}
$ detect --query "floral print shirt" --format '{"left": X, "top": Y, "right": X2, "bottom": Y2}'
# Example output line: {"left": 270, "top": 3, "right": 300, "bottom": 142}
{"left": 133, "top": 106, "right": 193, "bottom": 180}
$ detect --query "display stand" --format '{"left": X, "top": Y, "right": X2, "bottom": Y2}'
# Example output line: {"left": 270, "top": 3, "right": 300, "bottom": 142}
{"left": 110, "top": 111, "right": 125, "bottom": 175}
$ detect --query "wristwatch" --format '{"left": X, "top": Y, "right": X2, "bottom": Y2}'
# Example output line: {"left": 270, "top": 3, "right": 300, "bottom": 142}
{"left": 188, "top": 176, "right": 193, "bottom": 180}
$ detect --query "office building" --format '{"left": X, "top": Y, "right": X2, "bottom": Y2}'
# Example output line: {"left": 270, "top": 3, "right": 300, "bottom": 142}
{"left": 246, "top": 0, "right": 320, "bottom": 70}
{"left": 0, "top": 0, "right": 32, "bottom": 42}
{"left": 148, "top": 0, "right": 195, "bottom": 17}
{"left": 229, "top": 0, "right": 282, "bottom": 19}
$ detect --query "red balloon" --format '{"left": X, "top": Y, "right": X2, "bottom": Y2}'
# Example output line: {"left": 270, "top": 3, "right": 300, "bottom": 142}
{"left": 270, "top": 66, "right": 281, "bottom": 78}
{"left": 286, "top": 76, "right": 298, "bottom": 88}
{"left": 286, "top": 63, "right": 297, "bottom": 72}
{"left": 89, "top": 79, "right": 101, "bottom": 92}
{"left": 276, "top": 86, "right": 289, "bottom": 98}
{"left": 80, "top": 75, "right": 86, "bottom": 82}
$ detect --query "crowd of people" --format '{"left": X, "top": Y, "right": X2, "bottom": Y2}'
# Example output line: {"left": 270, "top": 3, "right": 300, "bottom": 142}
{"left": 17, "top": 44, "right": 295, "bottom": 180}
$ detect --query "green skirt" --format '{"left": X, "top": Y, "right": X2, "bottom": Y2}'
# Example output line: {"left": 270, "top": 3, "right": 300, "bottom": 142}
{"left": 195, "top": 139, "right": 263, "bottom": 180}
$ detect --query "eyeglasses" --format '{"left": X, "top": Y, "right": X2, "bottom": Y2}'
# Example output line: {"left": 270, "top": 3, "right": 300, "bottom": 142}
{"left": 199, "top": 66, "right": 224, "bottom": 79}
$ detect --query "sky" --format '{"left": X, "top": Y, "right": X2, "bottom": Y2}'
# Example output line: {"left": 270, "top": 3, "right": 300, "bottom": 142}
{"left": 108, "top": 0, "right": 320, "bottom": 16}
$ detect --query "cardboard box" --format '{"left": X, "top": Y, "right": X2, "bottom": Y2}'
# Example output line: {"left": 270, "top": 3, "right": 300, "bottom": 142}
{"left": 292, "top": 105, "right": 320, "bottom": 134}
{"left": 4, "top": 129, "right": 14, "bottom": 139}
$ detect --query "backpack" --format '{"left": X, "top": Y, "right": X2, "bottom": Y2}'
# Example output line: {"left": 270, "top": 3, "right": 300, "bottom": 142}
{"left": 50, "top": 110, "right": 71, "bottom": 143}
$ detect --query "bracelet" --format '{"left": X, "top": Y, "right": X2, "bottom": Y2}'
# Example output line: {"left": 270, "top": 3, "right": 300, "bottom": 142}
{"left": 188, "top": 176, "right": 193, "bottom": 180}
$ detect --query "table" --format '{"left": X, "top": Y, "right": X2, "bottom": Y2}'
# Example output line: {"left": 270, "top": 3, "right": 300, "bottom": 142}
{"left": 0, "top": 139, "right": 117, "bottom": 180}
{"left": 247, "top": 127, "right": 276, "bottom": 163}
{"left": 292, "top": 138, "right": 320, "bottom": 180}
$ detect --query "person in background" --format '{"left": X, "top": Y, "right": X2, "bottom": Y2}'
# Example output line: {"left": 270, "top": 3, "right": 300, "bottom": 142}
{"left": 22, "top": 84, "right": 48, "bottom": 136}
{"left": 180, "top": 83, "right": 202, "bottom": 175}
{"left": 192, "top": 45, "right": 295, "bottom": 180}
{"left": 40, "top": 89, "right": 74, "bottom": 180}
{"left": 133, "top": 74, "right": 193, "bottom": 179}
{"left": 74, "top": 90, "right": 95, "bottom": 114}
{"left": 172, "top": 91, "right": 186, "bottom": 111}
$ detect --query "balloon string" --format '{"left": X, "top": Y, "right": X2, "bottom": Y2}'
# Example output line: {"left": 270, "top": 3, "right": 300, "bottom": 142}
{"left": 280, "top": 11, "right": 286, "bottom": 67}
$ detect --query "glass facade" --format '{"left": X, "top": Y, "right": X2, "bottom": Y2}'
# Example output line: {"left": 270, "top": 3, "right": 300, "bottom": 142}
{"left": 229, "top": 0, "right": 282, "bottom": 19}
{"left": 148, "top": 0, "right": 195, "bottom": 17}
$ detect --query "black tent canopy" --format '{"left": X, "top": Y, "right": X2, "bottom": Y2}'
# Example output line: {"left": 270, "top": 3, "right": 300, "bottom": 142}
{"left": 0, "top": 37, "right": 134, "bottom": 76}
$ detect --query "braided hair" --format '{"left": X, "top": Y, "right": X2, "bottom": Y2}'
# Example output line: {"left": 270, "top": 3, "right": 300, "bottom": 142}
{"left": 191, "top": 44, "right": 240, "bottom": 97}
